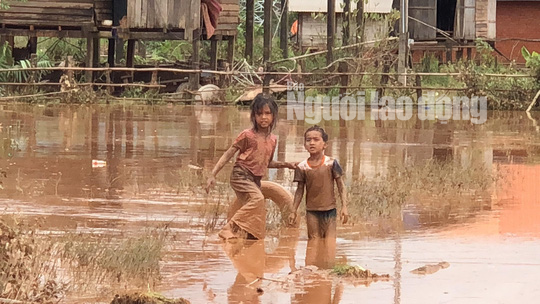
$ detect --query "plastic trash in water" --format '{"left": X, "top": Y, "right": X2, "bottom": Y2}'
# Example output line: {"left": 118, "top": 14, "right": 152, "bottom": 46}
{"left": 92, "top": 160, "right": 107, "bottom": 168}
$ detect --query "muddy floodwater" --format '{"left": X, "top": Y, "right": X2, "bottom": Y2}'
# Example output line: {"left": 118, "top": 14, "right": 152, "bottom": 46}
{"left": 1, "top": 104, "right": 540, "bottom": 303}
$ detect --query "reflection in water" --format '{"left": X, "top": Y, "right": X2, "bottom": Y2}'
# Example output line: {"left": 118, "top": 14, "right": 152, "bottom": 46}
{"left": 305, "top": 237, "right": 337, "bottom": 270}
{"left": 222, "top": 228, "right": 299, "bottom": 304}
{"left": 223, "top": 240, "right": 265, "bottom": 304}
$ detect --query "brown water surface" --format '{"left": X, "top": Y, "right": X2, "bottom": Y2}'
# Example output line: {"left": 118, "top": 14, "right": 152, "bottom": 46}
{"left": 1, "top": 104, "right": 540, "bottom": 303}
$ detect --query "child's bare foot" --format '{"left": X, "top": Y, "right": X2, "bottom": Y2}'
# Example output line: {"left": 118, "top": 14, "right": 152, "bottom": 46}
{"left": 218, "top": 227, "right": 238, "bottom": 240}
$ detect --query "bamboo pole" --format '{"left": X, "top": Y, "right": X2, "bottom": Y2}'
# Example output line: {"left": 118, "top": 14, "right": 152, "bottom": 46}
{"left": 0, "top": 66, "right": 534, "bottom": 78}
{"left": 270, "top": 37, "right": 399, "bottom": 65}
{"left": 0, "top": 82, "right": 165, "bottom": 88}
{"left": 526, "top": 89, "right": 540, "bottom": 112}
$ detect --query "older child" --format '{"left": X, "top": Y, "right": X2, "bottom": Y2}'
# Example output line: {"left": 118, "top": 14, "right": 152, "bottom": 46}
{"left": 206, "top": 93, "right": 295, "bottom": 240}
{"left": 289, "top": 125, "right": 348, "bottom": 239}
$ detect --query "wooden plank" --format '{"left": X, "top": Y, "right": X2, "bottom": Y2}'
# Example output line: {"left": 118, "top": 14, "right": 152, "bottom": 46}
{"left": 127, "top": 0, "right": 136, "bottom": 27}
{"left": 10, "top": 0, "right": 93, "bottom": 3}
{"left": 409, "top": 0, "right": 437, "bottom": 40}
{"left": 155, "top": 0, "right": 167, "bottom": 28}
{"left": 147, "top": 0, "right": 156, "bottom": 28}
{"left": 7, "top": 2, "right": 93, "bottom": 9}
{"left": 177, "top": 0, "right": 188, "bottom": 29}
{"left": 94, "top": 3, "right": 112, "bottom": 9}
{"left": 0, "top": 14, "right": 92, "bottom": 23}
{"left": 486, "top": 0, "right": 496, "bottom": 40}
{"left": 463, "top": 0, "right": 475, "bottom": 39}
{"left": 167, "top": 0, "right": 176, "bottom": 28}
{"left": 217, "top": 17, "right": 240, "bottom": 24}
{"left": 0, "top": 19, "right": 91, "bottom": 27}
{"left": 0, "top": 7, "right": 92, "bottom": 16}
{"left": 192, "top": 0, "right": 200, "bottom": 37}
{"left": 140, "top": 0, "right": 148, "bottom": 28}
{"left": 221, "top": 4, "right": 239, "bottom": 10}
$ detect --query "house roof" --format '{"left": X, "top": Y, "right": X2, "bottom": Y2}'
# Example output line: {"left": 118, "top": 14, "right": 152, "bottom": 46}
{"left": 289, "top": 0, "right": 393, "bottom": 13}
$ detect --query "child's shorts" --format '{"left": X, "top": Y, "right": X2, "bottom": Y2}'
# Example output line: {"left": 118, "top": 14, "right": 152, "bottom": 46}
{"left": 307, "top": 208, "right": 337, "bottom": 220}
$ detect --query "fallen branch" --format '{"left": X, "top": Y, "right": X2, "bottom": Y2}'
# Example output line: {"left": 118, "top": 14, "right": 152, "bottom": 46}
{"left": 0, "top": 90, "right": 66, "bottom": 101}
{"left": 526, "top": 89, "right": 540, "bottom": 112}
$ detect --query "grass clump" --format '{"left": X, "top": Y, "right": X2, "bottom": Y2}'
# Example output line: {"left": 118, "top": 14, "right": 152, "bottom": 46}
{"left": 332, "top": 264, "right": 390, "bottom": 280}
{"left": 349, "top": 160, "right": 495, "bottom": 220}
{"left": 111, "top": 292, "right": 190, "bottom": 304}
{"left": 0, "top": 216, "right": 67, "bottom": 303}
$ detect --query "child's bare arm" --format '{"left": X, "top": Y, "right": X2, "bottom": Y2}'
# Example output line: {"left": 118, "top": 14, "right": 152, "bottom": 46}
{"left": 336, "top": 176, "right": 349, "bottom": 224}
{"left": 205, "top": 146, "right": 239, "bottom": 193}
{"left": 268, "top": 160, "right": 297, "bottom": 169}
{"left": 288, "top": 182, "right": 305, "bottom": 225}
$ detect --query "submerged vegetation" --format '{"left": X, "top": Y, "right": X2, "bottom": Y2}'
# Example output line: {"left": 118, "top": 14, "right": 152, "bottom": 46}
{"left": 0, "top": 215, "right": 168, "bottom": 303}
{"left": 348, "top": 160, "right": 495, "bottom": 220}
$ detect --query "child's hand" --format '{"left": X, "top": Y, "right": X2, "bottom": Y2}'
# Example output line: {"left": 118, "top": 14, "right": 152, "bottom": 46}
{"left": 205, "top": 176, "right": 216, "bottom": 193}
{"left": 288, "top": 211, "right": 298, "bottom": 226}
{"left": 287, "top": 162, "right": 298, "bottom": 169}
{"left": 340, "top": 206, "right": 349, "bottom": 224}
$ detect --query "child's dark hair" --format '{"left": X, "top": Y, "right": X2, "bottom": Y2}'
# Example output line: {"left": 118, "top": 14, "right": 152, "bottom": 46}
{"left": 250, "top": 93, "right": 278, "bottom": 132}
{"left": 305, "top": 125, "right": 329, "bottom": 142}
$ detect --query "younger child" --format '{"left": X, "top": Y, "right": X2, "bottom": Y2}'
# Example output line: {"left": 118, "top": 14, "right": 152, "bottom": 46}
{"left": 206, "top": 93, "right": 295, "bottom": 240}
{"left": 289, "top": 125, "right": 349, "bottom": 239}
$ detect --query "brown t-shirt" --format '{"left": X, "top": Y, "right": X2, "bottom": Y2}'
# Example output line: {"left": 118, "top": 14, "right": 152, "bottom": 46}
{"left": 293, "top": 155, "right": 343, "bottom": 211}
{"left": 233, "top": 128, "right": 277, "bottom": 177}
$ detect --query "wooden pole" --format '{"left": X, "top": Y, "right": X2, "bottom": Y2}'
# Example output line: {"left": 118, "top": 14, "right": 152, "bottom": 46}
{"left": 280, "top": 0, "right": 289, "bottom": 59}
{"left": 343, "top": 0, "right": 350, "bottom": 46}
{"left": 116, "top": 38, "right": 124, "bottom": 64}
{"left": 398, "top": 0, "right": 409, "bottom": 85}
{"left": 227, "top": 36, "right": 235, "bottom": 66}
{"left": 92, "top": 37, "right": 100, "bottom": 69}
{"left": 263, "top": 0, "right": 272, "bottom": 93}
{"left": 327, "top": 0, "right": 335, "bottom": 66}
{"left": 86, "top": 35, "right": 94, "bottom": 83}
{"left": 356, "top": 0, "right": 364, "bottom": 44}
{"left": 108, "top": 39, "right": 115, "bottom": 67}
{"left": 190, "top": 29, "right": 201, "bottom": 90}
{"left": 263, "top": 0, "right": 272, "bottom": 64}
{"left": 245, "top": 0, "right": 254, "bottom": 63}
{"left": 210, "top": 39, "right": 218, "bottom": 70}
{"left": 28, "top": 37, "right": 38, "bottom": 54}
{"left": 126, "top": 39, "right": 136, "bottom": 68}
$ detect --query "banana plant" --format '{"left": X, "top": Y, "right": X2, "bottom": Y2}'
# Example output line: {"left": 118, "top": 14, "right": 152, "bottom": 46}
{"left": 0, "top": 42, "right": 53, "bottom": 83}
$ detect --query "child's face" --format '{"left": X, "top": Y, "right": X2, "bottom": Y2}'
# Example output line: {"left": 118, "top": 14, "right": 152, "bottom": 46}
{"left": 304, "top": 130, "right": 327, "bottom": 154}
{"left": 255, "top": 104, "right": 273, "bottom": 130}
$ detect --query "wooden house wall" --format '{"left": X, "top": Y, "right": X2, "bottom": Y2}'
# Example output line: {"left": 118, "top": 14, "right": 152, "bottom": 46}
{"left": 454, "top": 0, "right": 476, "bottom": 40}
{"left": 298, "top": 14, "right": 389, "bottom": 50}
{"left": 127, "top": 0, "right": 200, "bottom": 40}
{"left": 214, "top": 0, "right": 239, "bottom": 37}
{"left": 299, "top": 13, "right": 343, "bottom": 51}
{"left": 94, "top": 0, "right": 113, "bottom": 25}
{"left": 0, "top": 0, "right": 94, "bottom": 27}
{"left": 476, "top": 0, "right": 496, "bottom": 40}
{"left": 409, "top": 0, "right": 437, "bottom": 41}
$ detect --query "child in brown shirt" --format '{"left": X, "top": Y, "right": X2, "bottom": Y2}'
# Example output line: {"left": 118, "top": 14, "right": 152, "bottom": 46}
{"left": 289, "top": 125, "right": 349, "bottom": 239}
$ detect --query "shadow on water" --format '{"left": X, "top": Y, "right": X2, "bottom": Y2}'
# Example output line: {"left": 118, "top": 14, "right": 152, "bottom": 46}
{"left": 0, "top": 104, "right": 540, "bottom": 303}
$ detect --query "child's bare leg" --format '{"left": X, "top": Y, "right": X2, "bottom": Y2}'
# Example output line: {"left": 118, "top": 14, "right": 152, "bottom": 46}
{"left": 306, "top": 211, "right": 322, "bottom": 239}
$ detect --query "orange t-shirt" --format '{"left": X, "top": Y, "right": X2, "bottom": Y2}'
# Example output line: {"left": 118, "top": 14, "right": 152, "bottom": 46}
{"left": 293, "top": 156, "right": 343, "bottom": 211}
{"left": 233, "top": 129, "right": 277, "bottom": 177}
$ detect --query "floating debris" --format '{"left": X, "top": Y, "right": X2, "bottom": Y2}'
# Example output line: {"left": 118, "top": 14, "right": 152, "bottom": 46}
{"left": 410, "top": 262, "right": 450, "bottom": 275}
